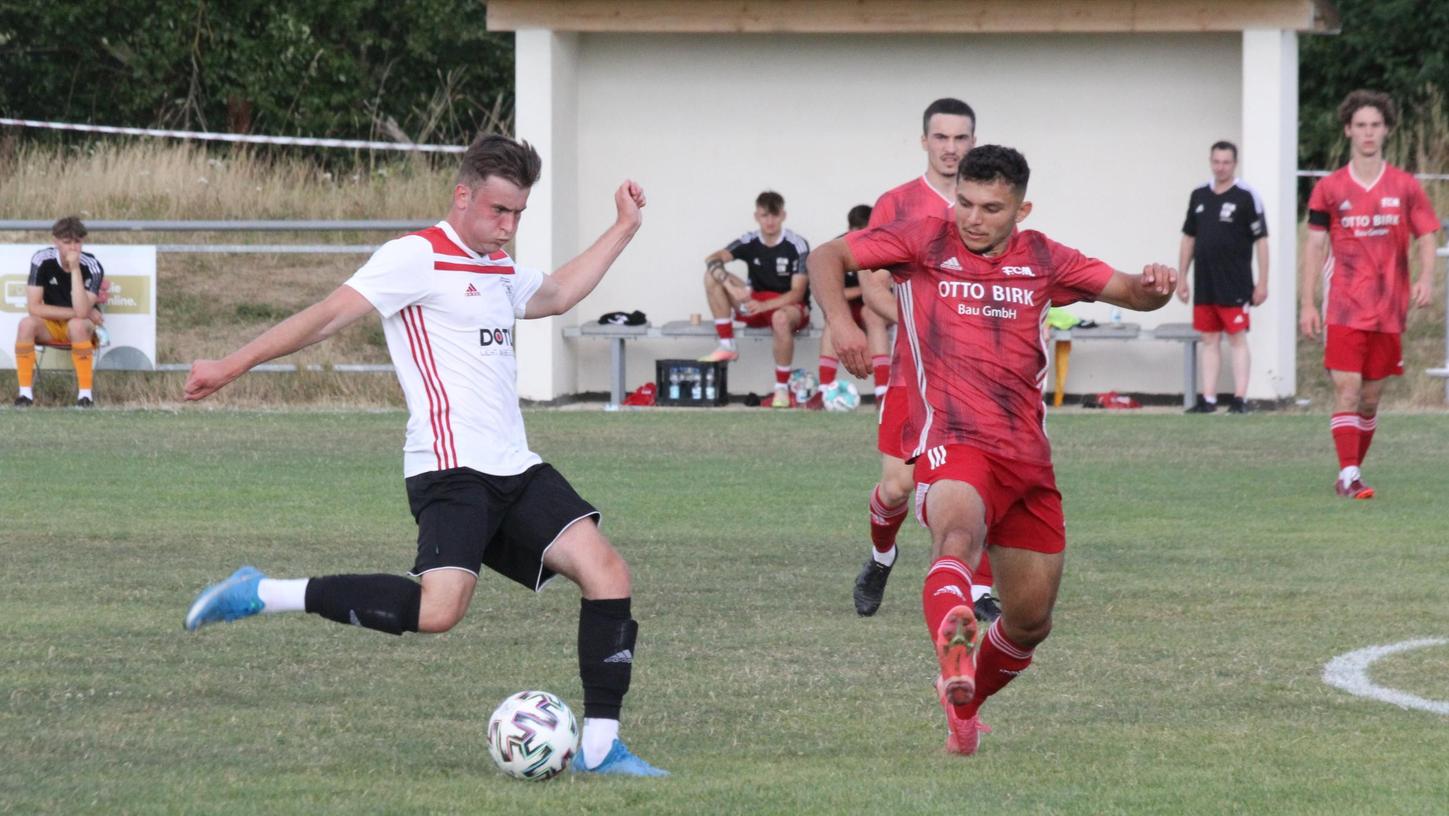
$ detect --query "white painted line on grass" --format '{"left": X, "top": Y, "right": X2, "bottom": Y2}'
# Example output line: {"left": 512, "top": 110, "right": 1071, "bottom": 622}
{"left": 1322, "top": 638, "right": 1449, "bottom": 715}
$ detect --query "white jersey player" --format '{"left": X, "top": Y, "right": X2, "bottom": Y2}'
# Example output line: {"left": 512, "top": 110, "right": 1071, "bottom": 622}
{"left": 181, "top": 135, "right": 667, "bottom": 777}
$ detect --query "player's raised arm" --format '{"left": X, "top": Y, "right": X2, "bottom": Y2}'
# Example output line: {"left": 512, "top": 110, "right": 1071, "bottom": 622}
{"left": 524, "top": 181, "right": 645, "bottom": 319}
{"left": 808, "top": 237, "right": 870, "bottom": 377}
{"left": 185, "top": 284, "right": 376, "bottom": 401}
{"left": 1096, "top": 263, "right": 1178, "bottom": 312}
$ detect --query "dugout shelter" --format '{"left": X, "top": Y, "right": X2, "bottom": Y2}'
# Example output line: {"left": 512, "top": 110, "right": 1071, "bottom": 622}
{"left": 489, "top": 0, "right": 1339, "bottom": 403}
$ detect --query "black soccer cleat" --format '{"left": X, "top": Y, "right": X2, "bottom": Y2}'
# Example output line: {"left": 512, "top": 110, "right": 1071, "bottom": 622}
{"left": 853, "top": 558, "right": 893, "bottom": 616}
{"left": 75, "top": 396, "right": 94, "bottom": 409}
{"left": 13, "top": 395, "right": 33, "bottom": 408}
{"left": 973, "top": 593, "right": 1002, "bottom": 625}
{"left": 1185, "top": 396, "right": 1216, "bottom": 414}
{"left": 1226, "top": 396, "right": 1249, "bottom": 414}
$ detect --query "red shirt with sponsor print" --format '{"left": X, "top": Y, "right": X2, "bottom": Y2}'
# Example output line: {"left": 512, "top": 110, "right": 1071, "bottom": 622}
{"left": 867, "top": 176, "right": 956, "bottom": 388}
{"left": 846, "top": 219, "right": 1114, "bottom": 465}
{"left": 1307, "top": 164, "right": 1440, "bottom": 333}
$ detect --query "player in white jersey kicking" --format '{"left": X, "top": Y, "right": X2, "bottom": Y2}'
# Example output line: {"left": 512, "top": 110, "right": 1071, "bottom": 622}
{"left": 182, "top": 134, "right": 665, "bottom": 777}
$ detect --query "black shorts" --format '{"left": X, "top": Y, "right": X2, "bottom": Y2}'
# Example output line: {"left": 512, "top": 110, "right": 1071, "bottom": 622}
{"left": 405, "top": 464, "right": 599, "bottom": 591}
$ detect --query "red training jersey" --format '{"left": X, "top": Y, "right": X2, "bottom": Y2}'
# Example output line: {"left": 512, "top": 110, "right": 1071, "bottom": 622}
{"left": 846, "top": 220, "right": 1114, "bottom": 465}
{"left": 1307, "top": 164, "right": 1440, "bottom": 333}
{"left": 867, "top": 175, "right": 956, "bottom": 388}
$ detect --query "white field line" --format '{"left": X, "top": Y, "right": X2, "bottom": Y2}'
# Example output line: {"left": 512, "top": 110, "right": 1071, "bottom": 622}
{"left": 1322, "top": 638, "right": 1449, "bottom": 715}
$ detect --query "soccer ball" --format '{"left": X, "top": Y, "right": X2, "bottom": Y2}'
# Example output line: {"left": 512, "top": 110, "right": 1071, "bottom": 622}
{"left": 486, "top": 690, "right": 579, "bottom": 781}
{"left": 822, "top": 380, "right": 861, "bottom": 412}
{"left": 788, "top": 368, "right": 819, "bottom": 403}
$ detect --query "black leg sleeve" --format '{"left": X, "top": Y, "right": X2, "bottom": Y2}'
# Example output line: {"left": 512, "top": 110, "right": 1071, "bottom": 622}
{"left": 304, "top": 574, "right": 421, "bottom": 636}
{"left": 578, "top": 597, "right": 637, "bottom": 720}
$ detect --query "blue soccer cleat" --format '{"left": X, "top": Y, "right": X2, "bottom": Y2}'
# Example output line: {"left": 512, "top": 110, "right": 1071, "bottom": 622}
{"left": 575, "top": 739, "right": 669, "bottom": 777}
{"left": 185, "top": 566, "right": 266, "bottom": 631}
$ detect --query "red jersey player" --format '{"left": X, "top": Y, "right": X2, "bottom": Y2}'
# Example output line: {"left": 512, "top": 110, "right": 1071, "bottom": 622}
{"left": 850, "top": 97, "right": 1000, "bottom": 623}
{"left": 810, "top": 145, "right": 1176, "bottom": 755}
{"left": 1300, "top": 90, "right": 1442, "bottom": 499}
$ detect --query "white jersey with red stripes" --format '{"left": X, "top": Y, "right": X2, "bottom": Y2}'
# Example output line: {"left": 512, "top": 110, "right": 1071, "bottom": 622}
{"left": 345, "top": 220, "right": 545, "bottom": 477}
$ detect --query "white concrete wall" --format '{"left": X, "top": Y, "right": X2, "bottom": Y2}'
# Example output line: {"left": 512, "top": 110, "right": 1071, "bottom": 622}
{"left": 537, "top": 31, "right": 1259, "bottom": 399}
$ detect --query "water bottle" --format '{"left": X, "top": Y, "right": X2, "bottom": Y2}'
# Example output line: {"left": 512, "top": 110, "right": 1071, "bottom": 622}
{"left": 704, "top": 367, "right": 717, "bottom": 401}
{"left": 691, "top": 367, "right": 703, "bottom": 400}
{"left": 668, "top": 370, "right": 680, "bottom": 401}
{"left": 1109, "top": 306, "right": 1123, "bottom": 326}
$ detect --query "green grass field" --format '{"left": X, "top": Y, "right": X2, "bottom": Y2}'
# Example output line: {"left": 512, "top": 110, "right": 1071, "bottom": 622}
{"left": 2, "top": 409, "right": 1448, "bottom": 815}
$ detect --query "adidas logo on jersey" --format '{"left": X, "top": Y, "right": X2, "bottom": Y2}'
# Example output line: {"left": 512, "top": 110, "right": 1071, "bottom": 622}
{"left": 940, "top": 257, "right": 962, "bottom": 271}
{"left": 464, "top": 283, "right": 480, "bottom": 297}
{"left": 1339, "top": 200, "right": 1353, "bottom": 211}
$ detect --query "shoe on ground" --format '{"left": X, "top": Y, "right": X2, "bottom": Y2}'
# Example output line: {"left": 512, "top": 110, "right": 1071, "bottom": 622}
{"left": 697, "top": 347, "right": 738, "bottom": 363}
{"left": 936, "top": 675, "right": 989, "bottom": 756}
{"left": 933, "top": 604, "right": 978, "bottom": 706}
{"left": 853, "top": 558, "right": 892, "bottom": 616}
{"left": 1185, "top": 396, "right": 1217, "bottom": 414}
{"left": 771, "top": 390, "right": 790, "bottom": 408}
{"left": 75, "top": 396, "right": 94, "bottom": 409}
{"left": 13, "top": 395, "right": 33, "bottom": 408}
{"left": 574, "top": 739, "right": 669, "bottom": 777}
{"left": 804, "top": 391, "right": 824, "bottom": 411}
{"left": 185, "top": 566, "right": 266, "bottom": 631}
{"left": 1226, "top": 396, "right": 1249, "bottom": 414}
{"left": 973, "top": 593, "right": 1002, "bottom": 625}
{"left": 1334, "top": 478, "right": 1374, "bottom": 500}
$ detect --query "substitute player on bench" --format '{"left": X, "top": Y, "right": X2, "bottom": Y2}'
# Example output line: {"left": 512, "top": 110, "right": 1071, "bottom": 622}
{"left": 810, "top": 145, "right": 1176, "bottom": 755}
{"left": 182, "top": 135, "right": 666, "bottom": 776}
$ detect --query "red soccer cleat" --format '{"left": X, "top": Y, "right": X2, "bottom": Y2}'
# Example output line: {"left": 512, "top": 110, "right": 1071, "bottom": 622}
{"left": 933, "top": 604, "right": 978, "bottom": 706}
{"left": 936, "top": 675, "right": 990, "bottom": 756}
{"left": 1334, "top": 478, "right": 1375, "bottom": 500}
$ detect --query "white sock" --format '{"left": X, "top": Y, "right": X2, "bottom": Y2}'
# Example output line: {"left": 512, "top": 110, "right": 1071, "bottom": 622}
{"left": 971, "top": 583, "right": 993, "bottom": 602}
{"left": 1203, "top": 394, "right": 1217, "bottom": 405}
{"left": 256, "top": 578, "right": 309, "bottom": 613}
{"left": 581, "top": 717, "right": 620, "bottom": 769}
{"left": 720, "top": 339, "right": 736, "bottom": 351}
{"left": 1339, "top": 466, "right": 1361, "bottom": 487}
{"left": 874, "top": 385, "right": 887, "bottom": 398}
{"left": 18, "top": 386, "right": 33, "bottom": 399}
{"left": 871, "top": 545, "right": 897, "bottom": 567}
{"left": 77, "top": 388, "right": 93, "bottom": 400}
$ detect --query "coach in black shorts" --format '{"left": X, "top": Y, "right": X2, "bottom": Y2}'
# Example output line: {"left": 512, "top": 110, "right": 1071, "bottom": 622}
{"left": 181, "top": 135, "right": 667, "bottom": 777}
{"left": 1176, "top": 140, "right": 1269, "bottom": 414}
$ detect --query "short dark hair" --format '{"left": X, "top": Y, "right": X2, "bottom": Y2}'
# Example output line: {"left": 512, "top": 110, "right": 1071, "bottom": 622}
{"left": 847, "top": 204, "right": 872, "bottom": 230}
{"left": 457, "top": 134, "right": 542, "bottom": 190}
{"left": 52, "top": 216, "right": 87, "bottom": 240}
{"left": 958, "top": 145, "right": 1030, "bottom": 194}
{"left": 755, "top": 190, "right": 785, "bottom": 215}
{"left": 922, "top": 98, "right": 976, "bottom": 135}
{"left": 1338, "top": 89, "right": 1398, "bottom": 129}
{"left": 1210, "top": 140, "right": 1238, "bottom": 159}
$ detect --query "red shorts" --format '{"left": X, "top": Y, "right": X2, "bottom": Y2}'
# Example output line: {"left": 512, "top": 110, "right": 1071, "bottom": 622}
{"left": 848, "top": 298, "right": 866, "bottom": 328}
{"left": 1193, "top": 304, "right": 1250, "bottom": 334}
{"left": 876, "top": 384, "right": 910, "bottom": 460}
{"left": 912, "top": 444, "right": 1065, "bottom": 554}
{"left": 1324, "top": 325, "right": 1403, "bottom": 380}
{"left": 737, "top": 290, "right": 810, "bottom": 330}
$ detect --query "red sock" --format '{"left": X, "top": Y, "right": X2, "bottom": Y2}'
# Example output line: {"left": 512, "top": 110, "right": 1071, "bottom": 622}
{"left": 872, "top": 355, "right": 891, "bottom": 392}
{"left": 775, "top": 366, "right": 790, "bottom": 386}
{"left": 922, "top": 557, "right": 973, "bottom": 640}
{"left": 1330, "top": 413, "right": 1360, "bottom": 468}
{"left": 961, "top": 619, "right": 1034, "bottom": 718}
{"left": 1357, "top": 413, "right": 1377, "bottom": 464}
{"left": 974, "top": 551, "right": 994, "bottom": 591}
{"left": 819, "top": 355, "right": 838, "bottom": 386}
{"left": 868, "top": 484, "right": 908, "bottom": 554}
{"left": 714, "top": 319, "right": 734, "bottom": 342}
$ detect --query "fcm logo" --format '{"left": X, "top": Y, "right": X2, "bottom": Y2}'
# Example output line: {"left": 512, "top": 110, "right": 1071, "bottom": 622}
{"left": 479, "top": 327, "right": 514, "bottom": 348}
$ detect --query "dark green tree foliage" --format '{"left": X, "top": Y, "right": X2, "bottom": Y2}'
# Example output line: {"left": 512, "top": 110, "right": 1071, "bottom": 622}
{"left": 1300, "top": 0, "right": 1449, "bottom": 171}
{"left": 0, "top": 0, "right": 512, "bottom": 145}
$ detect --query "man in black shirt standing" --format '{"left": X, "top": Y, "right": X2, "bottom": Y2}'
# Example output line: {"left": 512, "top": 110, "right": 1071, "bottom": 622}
{"left": 13, "top": 216, "right": 105, "bottom": 408}
{"left": 700, "top": 191, "right": 811, "bottom": 407}
{"left": 1177, "top": 141, "right": 1268, "bottom": 414}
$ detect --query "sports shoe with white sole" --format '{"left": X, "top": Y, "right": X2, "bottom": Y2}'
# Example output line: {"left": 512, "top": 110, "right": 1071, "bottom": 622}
{"left": 185, "top": 566, "right": 266, "bottom": 631}
{"left": 574, "top": 739, "right": 669, "bottom": 777}
{"left": 697, "top": 347, "right": 739, "bottom": 363}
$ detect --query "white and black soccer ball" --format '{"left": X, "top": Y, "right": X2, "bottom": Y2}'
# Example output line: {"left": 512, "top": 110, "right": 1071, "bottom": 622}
{"left": 487, "top": 690, "right": 579, "bottom": 781}
{"left": 788, "top": 368, "right": 819, "bottom": 403}
{"left": 822, "top": 380, "right": 861, "bottom": 412}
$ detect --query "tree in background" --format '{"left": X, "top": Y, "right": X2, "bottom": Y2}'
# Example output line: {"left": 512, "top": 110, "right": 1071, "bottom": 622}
{"left": 0, "top": 0, "right": 512, "bottom": 144}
